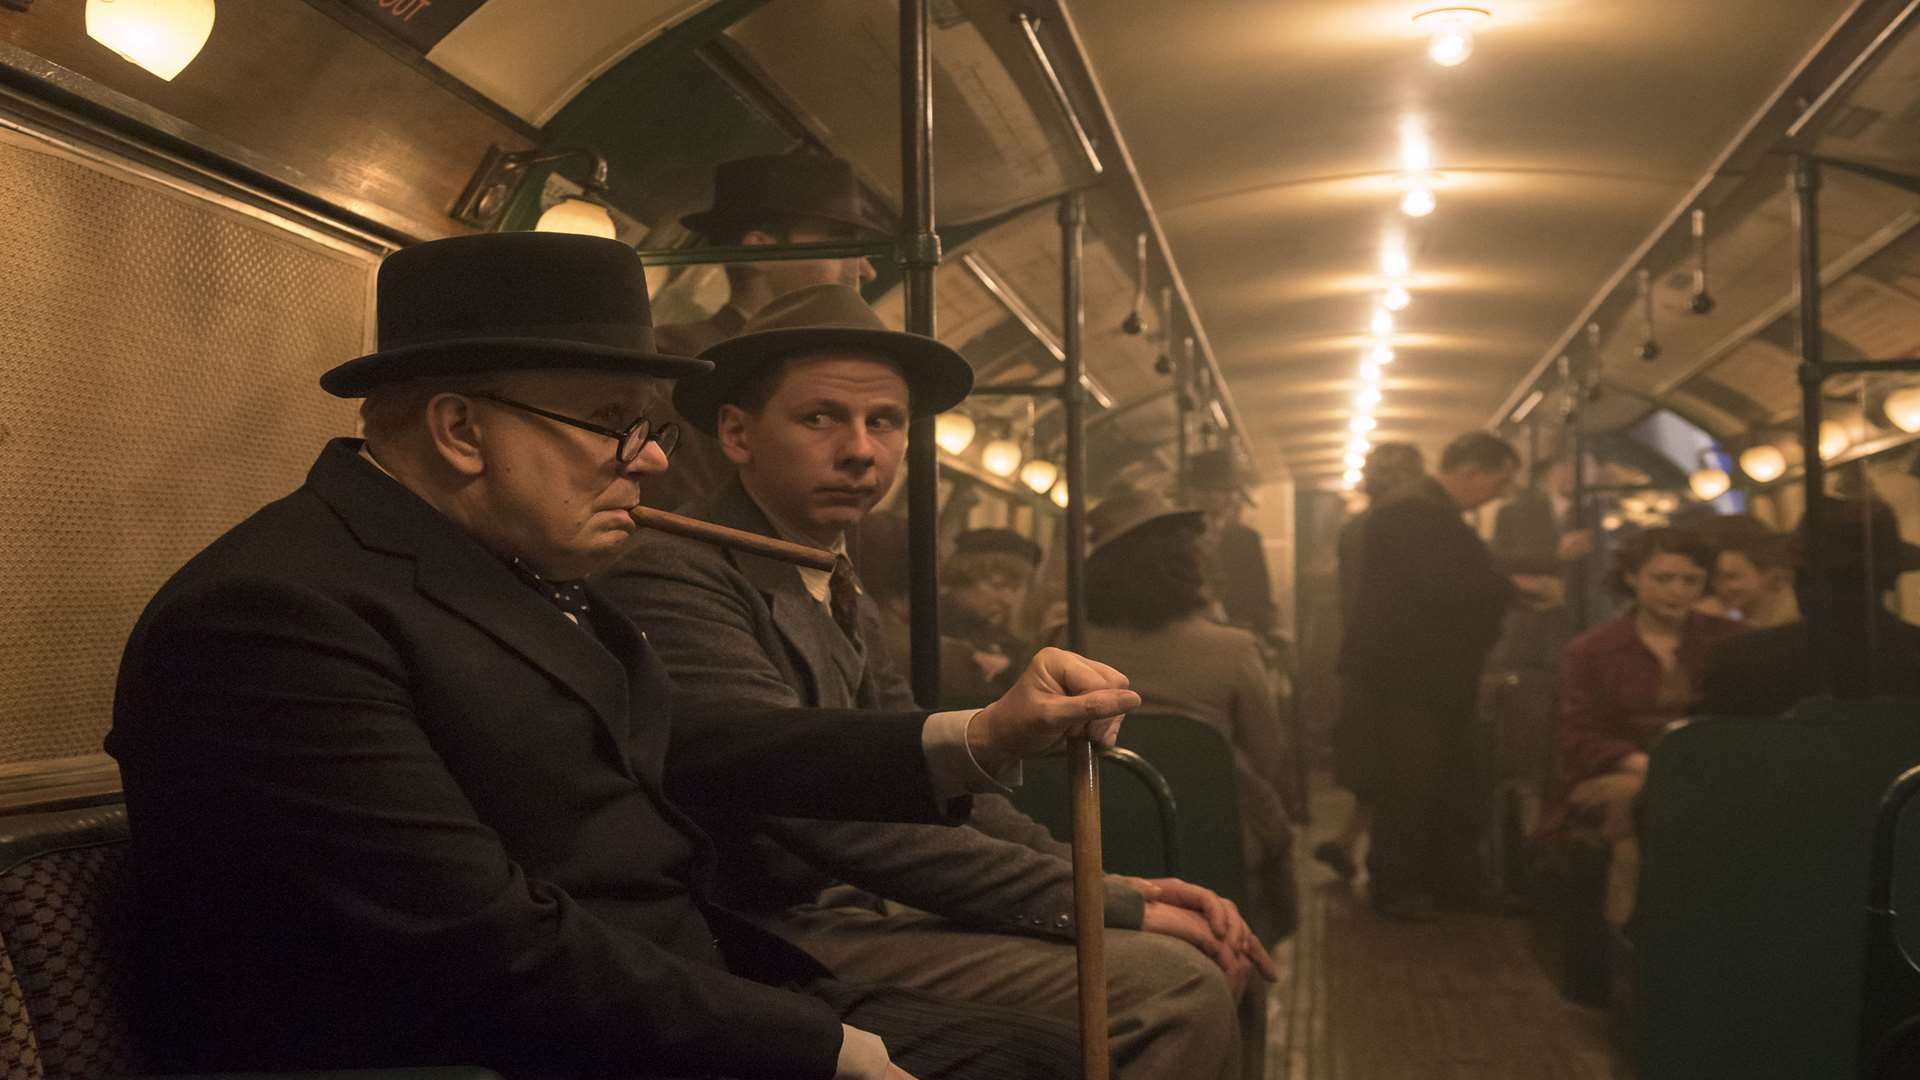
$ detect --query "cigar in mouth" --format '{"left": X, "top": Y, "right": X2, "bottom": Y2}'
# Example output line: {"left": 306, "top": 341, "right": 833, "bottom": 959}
{"left": 627, "top": 505, "right": 836, "bottom": 572}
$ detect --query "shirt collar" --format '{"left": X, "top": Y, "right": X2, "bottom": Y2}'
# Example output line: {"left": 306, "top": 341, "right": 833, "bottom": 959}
{"left": 752, "top": 493, "right": 851, "bottom": 607}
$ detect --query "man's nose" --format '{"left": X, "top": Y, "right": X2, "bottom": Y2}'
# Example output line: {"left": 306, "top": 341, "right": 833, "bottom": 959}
{"left": 625, "top": 439, "right": 671, "bottom": 477}
{"left": 838, "top": 426, "right": 880, "bottom": 467}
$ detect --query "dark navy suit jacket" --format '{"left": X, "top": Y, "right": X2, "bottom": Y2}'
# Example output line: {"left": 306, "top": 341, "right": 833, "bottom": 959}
{"left": 108, "top": 438, "right": 958, "bottom": 1079}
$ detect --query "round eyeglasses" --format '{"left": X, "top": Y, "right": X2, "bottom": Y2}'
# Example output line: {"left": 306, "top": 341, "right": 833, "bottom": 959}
{"left": 471, "top": 392, "right": 679, "bottom": 465}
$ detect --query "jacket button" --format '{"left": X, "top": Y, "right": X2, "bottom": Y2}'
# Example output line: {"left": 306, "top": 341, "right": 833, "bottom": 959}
{"left": 1054, "top": 914, "right": 1071, "bottom": 929}
{"left": 1030, "top": 916, "right": 1045, "bottom": 927}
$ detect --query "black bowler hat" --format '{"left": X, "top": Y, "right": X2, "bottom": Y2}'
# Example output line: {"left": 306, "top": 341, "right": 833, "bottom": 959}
{"left": 672, "top": 283, "right": 974, "bottom": 434}
{"left": 681, "top": 154, "right": 892, "bottom": 238}
{"left": 319, "top": 233, "right": 710, "bottom": 398}
{"left": 1796, "top": 497, "right": 1920, "bottom": 580}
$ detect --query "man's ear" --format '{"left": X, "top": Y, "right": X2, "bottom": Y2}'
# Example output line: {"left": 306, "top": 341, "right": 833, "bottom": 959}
{"left": 715, "top": 403, "right": 753, "bottom": 466}
{"left": 423, "top": 393, "right": 488, "bottom": 477}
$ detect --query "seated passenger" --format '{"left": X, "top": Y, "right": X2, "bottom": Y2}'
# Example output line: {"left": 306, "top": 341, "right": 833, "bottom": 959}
{"left": 1701, "top": 497, "right": 1920, "bottom": 715}
{"left": 1693, "top": 513, "right": 1798, "bottom": 627}
{"left": 596, "top": 284, "right": 1267, "bottom": 1079}
{"left": 643, "top": 151, "right": 888, "bottom": 513}
{"left": 1077, "top": 487, "right": 1298, "bottom": 942}
{"left": 939, "top": 527, "right": 1043, "bottom": 706}
{"left": 106, "top": 234, "right": 1145, "bottom": 1080}
{"left": 1552, "top": 528, "right": 1742, "bottom": 844}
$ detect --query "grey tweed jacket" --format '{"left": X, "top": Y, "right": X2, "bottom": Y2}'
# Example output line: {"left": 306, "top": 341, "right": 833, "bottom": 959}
{"left": 596, "top": 478, "right": 1142, "bottom": 939}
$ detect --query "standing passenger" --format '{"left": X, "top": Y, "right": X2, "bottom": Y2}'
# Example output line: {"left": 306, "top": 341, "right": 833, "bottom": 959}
{"left": 1188, "top": 448, "right": 1278, "bottom": 640}
{"left": 1344, "top": 431, "right": 1554, "bottom": 920}
{"left": 644, "top": 151, "right": 888, "bottom": 511}
{"left": 1316, "top": 441, "right": 1424, "bottom": 881}
{"left": 940, "top": 527, "right": 1043, "bottom": 706}
{"left": 107, "top": 234, "right": 1143, "bottom": 1079}
{"left": 596, "top": 283, "right": 1268, "bottom": 1080}
{"left": 1490, "top": 450, "right": 1601, "bottom": 667}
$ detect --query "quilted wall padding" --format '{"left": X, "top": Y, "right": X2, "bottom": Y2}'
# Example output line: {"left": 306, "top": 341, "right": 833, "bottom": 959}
{"left": 0, "top": 125, "right": 376, "bottom": 764}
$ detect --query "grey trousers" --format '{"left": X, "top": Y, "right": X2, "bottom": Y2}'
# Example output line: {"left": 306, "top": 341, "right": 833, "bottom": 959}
{"left": 770, "top": 898, "right": 1248, "bottom": 1080}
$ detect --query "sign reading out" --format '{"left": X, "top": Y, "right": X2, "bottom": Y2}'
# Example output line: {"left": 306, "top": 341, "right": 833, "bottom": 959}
{"left": 346, "top": 0, "right": 488, "bottom": 54}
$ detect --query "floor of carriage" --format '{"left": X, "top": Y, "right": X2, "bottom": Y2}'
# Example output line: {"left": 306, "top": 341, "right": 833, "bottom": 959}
{"left": 1264, "top": 778, "right": 1635, "bottom": 1080}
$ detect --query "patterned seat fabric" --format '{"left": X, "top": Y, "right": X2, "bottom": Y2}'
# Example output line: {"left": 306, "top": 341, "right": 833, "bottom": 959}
{"left": 0, "top": 804, "right": 142, "bottom": 1080}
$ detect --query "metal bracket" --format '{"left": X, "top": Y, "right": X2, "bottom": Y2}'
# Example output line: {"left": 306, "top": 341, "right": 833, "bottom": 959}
{"left": 450, "top": 144, "right": 609, "bottom": 230}
{"left": 894, "top": 230, "right": 942, "bottom": 269}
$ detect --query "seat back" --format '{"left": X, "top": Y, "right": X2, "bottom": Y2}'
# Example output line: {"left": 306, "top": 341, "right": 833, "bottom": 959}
{"left": 1014, "top": 713, "right": 1250, "bottom": 907}
{"left": 1636, "top": 701, "right": 1920, "bottom": 1079}
{"left": 0, "top": 801, "right": 141, "bottom": 1080}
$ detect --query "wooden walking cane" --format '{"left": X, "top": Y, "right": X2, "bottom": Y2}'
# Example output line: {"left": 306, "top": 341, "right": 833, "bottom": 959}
{"left": 1069, "top": 736, "right": 1108, "bottom": 1080}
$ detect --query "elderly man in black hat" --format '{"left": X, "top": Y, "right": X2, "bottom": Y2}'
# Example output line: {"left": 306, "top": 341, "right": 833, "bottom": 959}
{"left": 106, "top": 233, "right": 1147, "bottom": 1080}
{"left": 1701, "top": 496, "right": 1920, "bottom": 715}
{"left": 642, "top": 152, "right": 891, "bottom": 514}
{"left": 596, "top": 284, "right": 1267, "bottom": 1080}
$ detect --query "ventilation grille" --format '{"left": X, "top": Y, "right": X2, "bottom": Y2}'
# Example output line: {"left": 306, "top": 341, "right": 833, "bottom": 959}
{"left": 0, "top": 128, "right": 374, "bottom": 765}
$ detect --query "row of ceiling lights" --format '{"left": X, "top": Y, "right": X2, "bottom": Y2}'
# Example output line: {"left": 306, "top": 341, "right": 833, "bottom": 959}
{"left": 1341, "top": 8, "right": 1490, "bottom": 491}
{"left": 934, "top": 412, "right": 1071, "bottom": 508}
{"left": 1685, "top": 387, "right": 1920, "bottom": 499}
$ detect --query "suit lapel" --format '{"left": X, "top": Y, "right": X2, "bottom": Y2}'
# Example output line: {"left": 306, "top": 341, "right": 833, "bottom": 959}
{"left": 307, "top": 440, "right": 633, "bottom": 752}
{"left": 704, "top": 480, "right": 867, "bottom": 708}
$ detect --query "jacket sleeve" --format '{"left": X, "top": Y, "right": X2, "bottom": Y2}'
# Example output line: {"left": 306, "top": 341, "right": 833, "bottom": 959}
{"left": 1391, "top": 505, "right": 1517, "bottom": 638}
{"left": 758, "top": 803, "right": 1145, "bottom": 935}
{"left": 109, "top": 575, "right": 843, "bottom": 1080}
{"left": 1559, "top": 637, "right": 1640, "bottom": 783}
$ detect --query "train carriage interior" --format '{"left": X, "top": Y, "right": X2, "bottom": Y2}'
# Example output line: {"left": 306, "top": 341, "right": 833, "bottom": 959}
{"left": 9, "top": 0, "right": 1920, "bottom": 1077}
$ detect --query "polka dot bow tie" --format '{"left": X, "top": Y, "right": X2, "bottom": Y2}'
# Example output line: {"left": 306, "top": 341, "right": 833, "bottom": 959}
{"left": 508, "top": 557, "right": 592, "bottom": 619}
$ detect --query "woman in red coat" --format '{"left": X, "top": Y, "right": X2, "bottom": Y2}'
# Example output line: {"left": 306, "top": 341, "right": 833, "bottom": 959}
{"left": 1555, "top": 527, "right": 1744, "bottom": 841}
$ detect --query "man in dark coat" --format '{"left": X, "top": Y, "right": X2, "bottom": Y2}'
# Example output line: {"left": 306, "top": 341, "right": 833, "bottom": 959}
{"left": 1343, "top": 431, "right": 1550, "bottom": 920}
{"left": 1314, "top": 441, "right": 1424, "bottom": 880}
{"left": 596, "top": 284, "right": 1262, "bottom": 1079}
{"left": 1702, "top": 496, "right": 1920, "bottom": 715}
{"left": 1489, "top": 450, "right": 1601, "bottom": 670}
{"left": 106, "top": 234, "right": 1140, "bottom": 1080}
{"left": 1187, "top": 449, "right": 1278, "bottom": 641}
{"left": 643, "top": 152, "right": 890, "bottom": 513}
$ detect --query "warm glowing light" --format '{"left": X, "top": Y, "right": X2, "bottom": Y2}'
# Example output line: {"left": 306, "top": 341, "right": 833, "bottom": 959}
{"left": 1602, "top": 512, "right": 1624, "bottom": 532}
{"left": 1383, "top": 285, "right": 1412, "bottom": 311}
{"left": 1415, "top": 7, "right": 1488, "bottom": 67}
{"left": 1689, "top": 467, "right": 1731, "bottom": 502}
{"left": 1343, "top": 469, "right": 1364, "bottom": 489}
{"left": 1360, "top": 361, "right": 1383, "bottom": 382}
{"left": 1349, "top": 435, "right": 1372, "bottom": 454}
{"left": 86, "top": 0, "right": 217, "bottom": 81}
{"left": 934, "top": 412, "right": 976, "bottom": 454}
{"left": 1370, "top": 309, "right": 1394, "bottom": 337}
{"left": 1381, "top": 246, "right": 1412, "bottom": 279}
{"left": 1369, "top": 345, "right": 1395, "bottom": 366}
{"left": 1355, "top": 387, "right": 1382, "bottom": 409}
{"left": 981, "top": 438, "right": 1023, "bottom": 478}
{"left": 1346, "top": 449, "right": 1368, "bottom": 469}
{"left": 1050, "top": 482, "right": 1069, "bottom": 509}
{"left": 536, "top": 198, "right": 618, "bottom": 239}
{"left": 1401, "top": 185, "right": 1436, "bottom": 218}
{"left": 1019, "top": 459, "right": 1059, "bottom": 494}
{"left": 1819, "top": 419, "right": 1852, "bottom": 461}
{"left": 1350, "top": 415, "right": 1377, "bottom": 434}
{"left": 1886, "top": 385, "right": 1920, "bottom": 433}
{"left": 1399, "top": 118, "right": 1433, "bottom": 173}
{"left": 1739, "top": 444, "right": 1787, "bottom": 483}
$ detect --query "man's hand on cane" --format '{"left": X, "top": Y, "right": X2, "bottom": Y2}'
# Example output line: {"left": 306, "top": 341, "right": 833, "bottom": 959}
{"left": 967, "top": 647, "right": 1139, "bottom": 773}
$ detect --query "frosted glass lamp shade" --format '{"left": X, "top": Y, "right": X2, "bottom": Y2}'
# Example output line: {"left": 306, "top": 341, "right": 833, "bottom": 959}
{"left": 87, "top": 0, "right": 217, "bottom": 82}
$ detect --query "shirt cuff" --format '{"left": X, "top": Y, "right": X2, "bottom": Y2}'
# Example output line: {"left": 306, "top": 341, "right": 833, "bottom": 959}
{"left": 836, "top": 1024, "right": 891, "bottom": 1080}
{"left": 923, "top": 709, "right": 1023, "bottom": 801}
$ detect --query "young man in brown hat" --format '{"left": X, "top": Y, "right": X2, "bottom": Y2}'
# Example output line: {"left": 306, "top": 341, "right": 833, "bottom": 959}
{"left": 643, "top": 152, "right": 891, "bottom": 513}
{"left": 107, "top": 233, "right": 1146, "bottom": 1080}
{"left": 597, "top": 282, "right": 1272, "bottom": 1080}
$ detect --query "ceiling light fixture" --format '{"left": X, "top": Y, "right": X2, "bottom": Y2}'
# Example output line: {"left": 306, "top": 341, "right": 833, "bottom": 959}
{"left": 1350, "top": 415, "right": 1377, "bottom": 434}
{"left": 1688, "top": 466, "right": 1731, "bottom": 502}
{"left": 1356, "top": 387, "right": 1383, "bottom": 409}
{"left": 1738, "top": 444, "right": 1787, "bottom": 484}
{"left": 1414, "top": 7, "right": 1489, "bottom": 67}
{"left": 934, "top": 412, "right": 976, "bottom": 455}
{"left": 452, "top": 145, "right": 617, "bottom": 236}
{"left": 1400, "top": 184, "right": 1437, "bottom": 217}
{"left": 1369, "top": 344, "right": 1396, "bottom": 365}
{"left": 1346, "top": 449, "right": 1368, "bottom": 468}
{"left": 1383, "top": 285, "right": 1412, "bottom": 311}
{"left": 1370, "top": 308, "right": 1395, "bottom": 337}
{"left": 1050, "top": 481, "right": 1070, "bottom": 509}
{"left": 1360, "top": 361, "right": 1383, "bottom": 383}
{"left": 981, "top": 438, "right": 1023, "bottom": 478}
{"left": 1885, "top": 385, "right": 1920, "bottom": 434}
{"left": 1343, "top": 469, "right": 1364, "bottom": 489}
{"left": 1381, "top": 244, "right": 1411, "bottom": 280}
{"left": 1019, "top": 459, "right": 1060, "bottom": 494}
{"left": 86, "top": 0, "right": 216, "bottom": 81}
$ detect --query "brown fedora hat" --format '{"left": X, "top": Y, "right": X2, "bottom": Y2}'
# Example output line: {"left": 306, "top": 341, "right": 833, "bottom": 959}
{"left": 320, "top": 233, "right": 709, "bottom": 397}
{"left": 1087, "top": 487, "right": 1205, "bottom": 556}
{"left": 681, "top": 154, "right": 892, "bottom": 238}
{"left": 672, "top": 283, "right": 974, "bottom": 434}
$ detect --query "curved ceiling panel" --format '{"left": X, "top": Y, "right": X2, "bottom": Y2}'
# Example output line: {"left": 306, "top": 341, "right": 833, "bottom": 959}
{"left": 426, "top": 0, "right": 712, "bottom": 126}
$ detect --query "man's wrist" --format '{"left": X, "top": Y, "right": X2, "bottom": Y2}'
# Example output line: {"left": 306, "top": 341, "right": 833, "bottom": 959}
{"left": 835, "top": 1024, "right": 890, "bottom": 1080}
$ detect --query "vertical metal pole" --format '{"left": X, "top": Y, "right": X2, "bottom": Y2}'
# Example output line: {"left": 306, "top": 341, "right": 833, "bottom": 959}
{"left": 1793, "top": 154, "right": 1831, "bottom": 696}
{"left": 1060, "top": 189, "right": 1108, "bottom": 1080}
{"left": 1570, "top": 403, "right": 1590, "bottom": 631}
{"left": 1174, "top": 336, "right": 1193, "bottom": 505}
{"left": 901, "top": 0, "right": 943, "bottom": 707}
